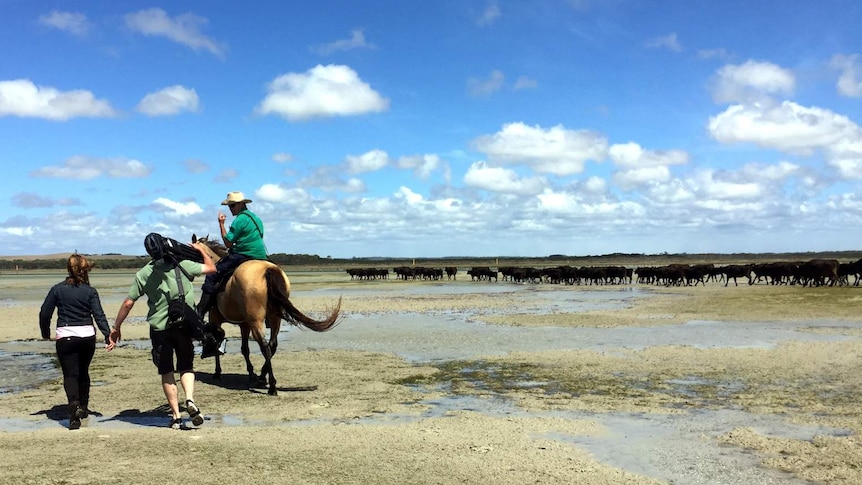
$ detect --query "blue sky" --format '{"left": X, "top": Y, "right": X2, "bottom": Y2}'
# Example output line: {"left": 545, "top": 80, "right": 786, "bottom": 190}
{"left": 2, "top": 1, "right": 862, "bottom": 258}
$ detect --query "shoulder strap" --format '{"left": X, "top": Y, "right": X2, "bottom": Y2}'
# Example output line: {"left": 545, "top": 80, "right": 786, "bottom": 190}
{"left": 237, "top": 212, "right": 268, "bottom": 256}
{"left": 173, "top": 266, "right": 186, "bottom": 300}
{"left": 239, "top": 212, "right": 263, "bottom": 237}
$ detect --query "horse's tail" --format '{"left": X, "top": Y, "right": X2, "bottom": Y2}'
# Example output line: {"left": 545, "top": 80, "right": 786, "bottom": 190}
{"left": 265, "top": 267, "right": 341, "bottom": 332}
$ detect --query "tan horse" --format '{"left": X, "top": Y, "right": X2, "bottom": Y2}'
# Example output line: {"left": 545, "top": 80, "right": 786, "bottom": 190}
{"left": 193, "top": 235, "right": 341, "bottom": 395}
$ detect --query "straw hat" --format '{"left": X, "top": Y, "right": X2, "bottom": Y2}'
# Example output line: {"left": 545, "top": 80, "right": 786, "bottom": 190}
{"left": 221, "top": 191, "right": 252, "bottom": 205}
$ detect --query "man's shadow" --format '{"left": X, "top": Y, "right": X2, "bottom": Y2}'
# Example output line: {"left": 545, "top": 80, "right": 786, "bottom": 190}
{"left": 32, "top": 403, "right": 192, "bottom": 429}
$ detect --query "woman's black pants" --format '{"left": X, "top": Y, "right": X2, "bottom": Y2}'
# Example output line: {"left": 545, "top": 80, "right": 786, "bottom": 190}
{"left": 55, "top": 335, "right": 96, "bottom": 412}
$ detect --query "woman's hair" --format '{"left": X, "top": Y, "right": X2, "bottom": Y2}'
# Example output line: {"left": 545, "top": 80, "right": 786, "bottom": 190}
{"left": 66, "top": 254, "right": 94, "bottom": 286}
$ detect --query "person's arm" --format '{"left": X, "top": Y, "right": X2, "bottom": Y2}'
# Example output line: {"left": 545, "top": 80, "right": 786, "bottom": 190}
{"left": 108, "top": 298, "right": 135, "bottom": 351}
{"left": 38, "top": 287, "right": 57, "bottom": 340}
{"left": 89, "top": 288, "right": 111, "bottom": 346}
{"left": 194, "top": 242, "right": 217, "bottom": 275}
{"left": 218, "top": 211, "right": 232, "bottom": 248}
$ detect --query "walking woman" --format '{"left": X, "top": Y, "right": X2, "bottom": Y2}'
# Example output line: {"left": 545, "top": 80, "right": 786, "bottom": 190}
{"left": 39, "top": 254, "right": 111, "bottom": 430}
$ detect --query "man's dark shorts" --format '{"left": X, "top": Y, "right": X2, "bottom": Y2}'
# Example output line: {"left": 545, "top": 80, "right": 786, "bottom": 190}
{"left": 150, "top": 328, "right": 194, "bottom": 375}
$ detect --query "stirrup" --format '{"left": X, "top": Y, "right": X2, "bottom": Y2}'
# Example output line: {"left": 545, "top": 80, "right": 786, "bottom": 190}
{"left": 201, "top": 338, "right": 226, "bottom": 359}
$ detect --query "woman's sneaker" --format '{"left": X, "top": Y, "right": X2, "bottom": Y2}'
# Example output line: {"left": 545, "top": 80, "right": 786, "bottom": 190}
{"left": 168, "top": 418, "right": 183, "bottom": 430}
{"left": 186, "top": 400, "right": 204, "bottom": 426}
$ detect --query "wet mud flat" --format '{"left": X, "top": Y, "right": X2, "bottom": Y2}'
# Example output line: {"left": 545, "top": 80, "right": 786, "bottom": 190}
{"left": 1, "top": 275, "right": 862, "bottom": 484}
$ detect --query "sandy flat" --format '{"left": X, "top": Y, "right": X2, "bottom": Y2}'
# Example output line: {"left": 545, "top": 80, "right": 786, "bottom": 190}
{"left": 1, "top": 271, "right": 861, "bottom": 484}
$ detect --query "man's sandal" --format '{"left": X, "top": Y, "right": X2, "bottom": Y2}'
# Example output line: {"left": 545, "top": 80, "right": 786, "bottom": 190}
{"left": 186, "top": 400, "right": 204, "bottom": 426}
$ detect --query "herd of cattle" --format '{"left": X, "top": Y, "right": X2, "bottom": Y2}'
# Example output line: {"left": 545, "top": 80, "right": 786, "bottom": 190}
{"left": 345, "top": 258, "right": 862, "bottom": 287}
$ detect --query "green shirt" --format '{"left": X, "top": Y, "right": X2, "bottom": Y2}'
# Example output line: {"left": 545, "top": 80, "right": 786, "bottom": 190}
{"left": 128, "top": 260, "right": 204, "bottom": 331}
{"left": 225, "top": 209, "right": 267, "bottom": 260}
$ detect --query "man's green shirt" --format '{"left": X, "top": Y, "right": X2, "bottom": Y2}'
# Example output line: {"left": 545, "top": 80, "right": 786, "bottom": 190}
{"left": 225, "top": 209, "right": 267, "bottom": 260}
{"left": 128, "top": 260, "right": 204, "bottom": 331}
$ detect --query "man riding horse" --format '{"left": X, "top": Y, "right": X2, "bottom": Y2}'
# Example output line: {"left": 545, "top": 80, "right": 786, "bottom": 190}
{"left": 197, "top": 191, "right": 268, "bottom": 357}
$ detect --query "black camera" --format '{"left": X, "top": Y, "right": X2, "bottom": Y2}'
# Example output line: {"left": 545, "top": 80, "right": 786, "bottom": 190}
{"left": 144, "top": 233, "right": 204, "bottom": 264}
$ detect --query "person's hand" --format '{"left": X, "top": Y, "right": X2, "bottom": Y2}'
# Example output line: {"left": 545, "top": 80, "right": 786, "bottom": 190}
{"left": 218, "top": 211, "right": 226, "bottom": 224}
{"left": 108, "top": 327, "right": 121, "bottom": 351}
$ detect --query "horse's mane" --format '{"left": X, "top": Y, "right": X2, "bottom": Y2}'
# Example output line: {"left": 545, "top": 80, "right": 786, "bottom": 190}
{"left": 196, "top": 235, "right": 229, "bottom": 259}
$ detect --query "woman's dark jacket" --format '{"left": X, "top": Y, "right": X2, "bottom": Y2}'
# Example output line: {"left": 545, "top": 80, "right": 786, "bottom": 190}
{"left": 40, "top": 282, "right": 111, "bottom": 343}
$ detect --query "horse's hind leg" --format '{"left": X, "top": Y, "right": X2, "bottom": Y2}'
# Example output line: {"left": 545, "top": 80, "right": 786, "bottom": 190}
{"left": 258, "top": 316, "right": 282, "bottom": 386}
{"left": 250, "top": 324, "right": 277, "bottom": 395}
{"left": 239, "top": 326, "right": 258, "bottom": 385}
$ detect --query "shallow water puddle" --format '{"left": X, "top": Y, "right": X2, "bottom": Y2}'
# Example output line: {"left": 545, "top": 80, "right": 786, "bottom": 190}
{"left": 284, "top": 314, "right": 859, "bottom": 362}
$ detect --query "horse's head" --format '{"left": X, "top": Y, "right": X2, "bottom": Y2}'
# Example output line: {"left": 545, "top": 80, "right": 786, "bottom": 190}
{"left": 192, "top": 233, "right": 229, "bottom": 261}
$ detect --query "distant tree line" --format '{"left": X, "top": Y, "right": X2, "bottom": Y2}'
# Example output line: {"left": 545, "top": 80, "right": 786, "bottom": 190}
{"left": 0, "top": 253, "right": 333, "bottom": 271}
{"left": 3, "top": 250, "right": 862, "bottom": 272}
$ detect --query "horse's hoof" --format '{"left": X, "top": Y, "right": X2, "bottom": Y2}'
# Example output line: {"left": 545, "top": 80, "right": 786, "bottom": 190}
{"left": 268, "top": 389, "right": 278, "bottom": 396}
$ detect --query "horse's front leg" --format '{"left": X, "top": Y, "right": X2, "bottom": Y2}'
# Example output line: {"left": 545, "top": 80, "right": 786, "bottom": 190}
{"left": 214, "top": 353, "right": 222, "bottom": 380}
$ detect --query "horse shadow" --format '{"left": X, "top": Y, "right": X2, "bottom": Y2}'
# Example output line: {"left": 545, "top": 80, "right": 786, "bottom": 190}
{"left": 197, "top": 371, "right": 318, "bottom": 394}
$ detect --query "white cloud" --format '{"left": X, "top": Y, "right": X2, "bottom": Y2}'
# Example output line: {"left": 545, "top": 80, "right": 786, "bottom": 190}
{"left": 697, "top": 48, "right": 729, "bottom": 60}
{"left": 463, "top": 161, "right": 547, "bottom": 194}
{"left": 708, "top": 101, "right": 860, "bottom": 156}
{"left": 738, "top": 161, "right": 801, "bottom": 181}
{"left": 346, "top": 149, "right": 389, "bottom": 173}
{"left": 343, "top": 178, "right": 366, "bottom": 193}
{"left": 38, "top": 11, "right": 90, "bottom": 37}
{"left": 300, "top": 165, "right": 369, "bottom": 193}
{"left": 256, "top": 64, "right": 389, "bottom": 121}
{"left": 830, "top": 54, "right": 862, "bottom": 97}
{"left": 394, "top": 186, "right": 424, "bottom": 205}
{"left": 12, "top": 192, "right": 80, "bottom": 208}
{"left": 153, "top": 197, "right": 203, "bottom": 217}
{"left": 396, "top": 154, "right": 442, "bottom": 179}
{"left": 513, "top": 76, "right": 538, "bottom": 90}
{"left": 0, "top": 79, "right": 116, "bottom": 120}
{"left": 125, "top": 8, "right": 225, "bottom": 58}
{"left": 30, "top": 155, "right": 151, "bottom": 180}
{"left": 828, "top": 137, "right": 862, "bottom": 178}
{"left": 272, "top": 152, "right": 294, "bottom": 163}
{"left": 645, "top": 179, "right": 695, "bottom": 205}
{"left": 711, "top": 60, "right": 795, "bottom": 104}
{"left": 645, "top": 33, "right": 682, "bottom": 52}
{"left": 613, "top": 166, "right": 672, "bottom": 190}
{"left": 257, "top": 183, "right": 311, "bottom": 204}
{"left": 472, "top": 122, "right": 608, "bottom": 176}
{"left": 468, "top": 70, "right": 505, "bottom": 97}
{"left": 537, "top": 188, "right": 645, "bottom": 218}
{"left": 184, "top": 159, "right": 209, "bottom": 174}
{"left": 1, "top": 226, "right": 35, "bottom": 237}
{"left": 477, "top": 2, "right": 501, "bottom": 27}
{"left": 583, "top": 176, "right": 607, "bottom": 193}
{"left": 136, "top": 85, "right": 199, "bottom": 116}
{"left": 213, "top": 168, "right": 238, "bottom": 183}
{"left": 690, "top": 171, "right": 762, "bottom": 200}
{"left": 311, "top": 29, "right": 375, "bottom": 55}
{"left": 608, "top": 142, "right": 688, "bottom": 169}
